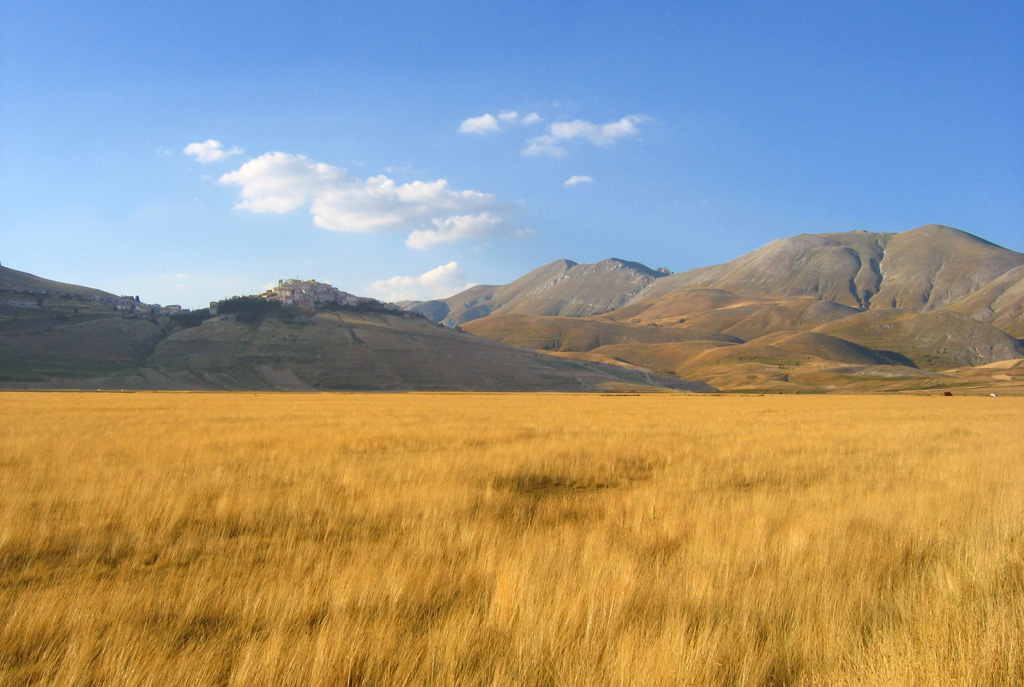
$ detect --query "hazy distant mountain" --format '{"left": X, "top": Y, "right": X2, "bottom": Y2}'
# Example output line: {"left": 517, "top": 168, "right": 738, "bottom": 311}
{"left": 409, "top": 258, "right": 668, "bottom": 325}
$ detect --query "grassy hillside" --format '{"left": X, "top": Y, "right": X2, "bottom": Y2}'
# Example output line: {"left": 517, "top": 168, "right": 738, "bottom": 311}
{"left": 0, "top": 266, "right": 170, "bottom": 383}
{"left": 144, "top": 309, "right": 713, "bottom": 393}
{"left": 814, "top": 309, "right": 1024, "bottom": 369}
{"left": 459, "top": 306, "right": 1024, "bottom": 393}
{"left": 461, "top": 313, "right": 739, "bottom": 352}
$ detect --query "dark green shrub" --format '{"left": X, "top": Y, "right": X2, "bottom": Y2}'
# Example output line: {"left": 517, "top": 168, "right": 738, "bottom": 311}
{"left": 217, "top": 296, "right": 280, "bottom": 322}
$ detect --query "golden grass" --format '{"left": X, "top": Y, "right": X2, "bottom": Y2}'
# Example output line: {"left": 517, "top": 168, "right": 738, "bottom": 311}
{"left": 1, "top": 392, "right": 1022, "bottom": 686}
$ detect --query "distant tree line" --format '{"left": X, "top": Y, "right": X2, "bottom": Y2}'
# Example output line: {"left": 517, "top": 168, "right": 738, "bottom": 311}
{"left": 213, "top": 294, "right": 412, "bottom": 323}
{"left": 216, "top": 296, "right": 281, "bottom": 322}
{"left": 317, "top": 299, "right": 393, "bottom": 314}
{"left": 169, "top": 308, "right": 213, "bottom": 328}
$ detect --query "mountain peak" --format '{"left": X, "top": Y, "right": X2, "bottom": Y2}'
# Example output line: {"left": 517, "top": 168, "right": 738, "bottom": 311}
{"left": 904, "top": 224, "right": 1003, "bottom": 248}
{"left": 594, "top": 258, "right": 666, "bottom": 277}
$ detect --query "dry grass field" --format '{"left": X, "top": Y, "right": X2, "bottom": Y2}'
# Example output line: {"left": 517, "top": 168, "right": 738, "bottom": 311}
{"left": 1, "top": 392, "right": 1022, "bottom": 686}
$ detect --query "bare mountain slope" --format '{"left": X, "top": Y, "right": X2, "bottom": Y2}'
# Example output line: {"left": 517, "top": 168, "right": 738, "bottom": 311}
{"left": 410, "top": 258, "right": 668, "bottom": 325}
{"left": 944, "top": 264, "right": 1024, "bottom": 338}
{"left": 605, "top": 289, "right": 861, "bottom": 340}
{"left": 420, "top": 225, "right": 1022, "bottom": 333}
{"left": 632, "top": 225, "right": 1023, "bottom": 311}
{"left": 413, "top": 225, "right": 1023, "bottom": 336}
{"left": 871, "top": 225, "right": 1024, "bottom": 310}
{"left": 638, "top": 230, "right": 892, "bottom": 308}
{"left": 434, "top": 225, "right": 1023, "bottom": 391}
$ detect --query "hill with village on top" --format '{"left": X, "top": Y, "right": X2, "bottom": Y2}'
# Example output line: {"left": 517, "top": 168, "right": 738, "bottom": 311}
{"left": 0, "top": 267, "right": 708, "bottom": 393}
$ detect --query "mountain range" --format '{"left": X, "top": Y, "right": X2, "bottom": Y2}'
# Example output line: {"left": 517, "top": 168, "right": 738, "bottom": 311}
{"left": 410, "top": 224, "right": 1024, "bottom": 393}
{"left": 3, "top": 224, "right": 1022, "bottom": 393}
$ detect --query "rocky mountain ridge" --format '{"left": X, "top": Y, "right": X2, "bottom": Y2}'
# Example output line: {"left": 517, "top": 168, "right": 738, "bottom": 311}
{"left": 409, "top": 258, "right": 671, "bottom": 325}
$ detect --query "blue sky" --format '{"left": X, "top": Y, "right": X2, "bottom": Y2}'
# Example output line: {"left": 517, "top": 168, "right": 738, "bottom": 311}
{"left": 2, "top": 0, "right": 1021, "bottom": 307}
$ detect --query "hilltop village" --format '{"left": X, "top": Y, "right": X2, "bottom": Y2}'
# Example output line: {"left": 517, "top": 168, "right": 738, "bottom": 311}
{"left": 0, "top": 262, "right": 399, "bottom": 322}
{"left": 207, "top": 278, "right": 402, "bottom": 315}
{"left": 259, "top": 279, "right": 359, "bottom": 308}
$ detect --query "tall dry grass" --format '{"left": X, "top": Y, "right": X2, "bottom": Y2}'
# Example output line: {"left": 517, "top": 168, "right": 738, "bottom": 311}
{"left": 0, "top": 391, "right": 1021, "bottom": 686}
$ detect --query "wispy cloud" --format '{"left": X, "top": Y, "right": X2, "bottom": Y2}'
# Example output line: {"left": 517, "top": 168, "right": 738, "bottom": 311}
{"left": 217, "top": 152, "right": 523, "bottom": 249}
{"left": 368, "top": 262, "right": 475, "bottom": 302}
{"left": 458, "top": 110, "right": 543, "bottom": 134}
{"left": 524, "top": 115, "right": 649, "bottom": 156}
{"left": 564, "top": 175, "right": 594, "bottom": 186}
{"left": 183, "top": 139, "right": 244, "bottom": 163}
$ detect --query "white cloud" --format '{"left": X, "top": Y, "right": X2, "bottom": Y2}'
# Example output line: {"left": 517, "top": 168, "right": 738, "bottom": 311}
{"left": 218, "top": 152, "right": 521, "bottom": 248}
{"left": 564, "top": 175, "right": 594, "bottom": 186}
{"left": 405, "top": 213, "right": 504, "bottom": 249}
{"left": 219, "top": 152, "right": 339, "bottom": 213}
{"left": 183, "top": 139, "right": 244, "bottom": 163}
{"left": 368, "top": 262, "right": 476, "bottom": 302}
{"left": 459, "top": 110, "right": 544, "bottom": 134}
{"left": 458, "top": 114, "right": 500, "bottom": 134}
{"left": 524, "top": 114, "right": 649, "bottom": 156}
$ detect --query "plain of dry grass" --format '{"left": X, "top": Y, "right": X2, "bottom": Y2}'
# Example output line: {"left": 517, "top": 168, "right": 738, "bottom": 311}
{"left": 0, "top": 391, "right": 1022, "bottom": 686}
